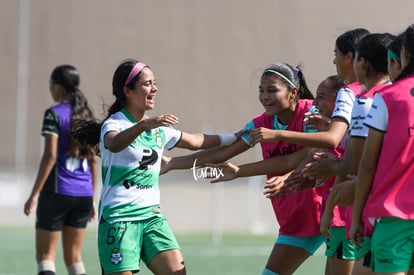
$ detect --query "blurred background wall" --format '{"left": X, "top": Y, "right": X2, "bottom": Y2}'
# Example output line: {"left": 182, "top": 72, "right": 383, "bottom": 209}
{"left": 0, "top": 0, "right": 412, "bottom": 235}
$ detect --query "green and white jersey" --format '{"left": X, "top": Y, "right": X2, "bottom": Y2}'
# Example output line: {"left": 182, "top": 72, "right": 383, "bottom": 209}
{"left": 99, "top": 109, "right": 182, "bottom": 223}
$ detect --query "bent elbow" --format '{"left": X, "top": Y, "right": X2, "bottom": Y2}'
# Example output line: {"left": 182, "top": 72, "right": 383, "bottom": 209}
{"left": 106, "top": 145, "right": 123, "bottom": 153}
{"left": 326, "top": 142, "right": 338, "bottom": 150}
{"left": 325, "top": 135, "right": 342, "bottom": 150}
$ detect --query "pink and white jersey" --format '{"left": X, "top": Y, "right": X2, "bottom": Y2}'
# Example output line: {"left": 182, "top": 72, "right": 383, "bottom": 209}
{"left": 332, "top": 82, "right": 364, "bottom": 125}
{"left": 363, "top": 75, "right": 414, "bottom": 220}
{"left": 342, "top": 83, "right": 390, "bottom": 236}
{"left": 350, "top": 82, "right": 391, "bottom": 138}
{"left": 251, "top": 99, "right": 323, "bottom": 237}
{"left": 332, "top": 82, "right": 364, "bottom": 149}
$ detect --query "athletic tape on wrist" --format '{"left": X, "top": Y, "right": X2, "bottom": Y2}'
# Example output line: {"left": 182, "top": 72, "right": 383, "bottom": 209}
{"left": 218, "top": 132, "right": 237, "bottom": 146}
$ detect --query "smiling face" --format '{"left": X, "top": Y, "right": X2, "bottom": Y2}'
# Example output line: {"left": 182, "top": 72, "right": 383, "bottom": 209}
{"left": 124, "top": 67, "right": 157, "bottom": 113}
{"left": 313, "top": 78, "right": 337, "bottom": 117}
{"left": 259, "top": 74, "right": 296, "bottom": 118}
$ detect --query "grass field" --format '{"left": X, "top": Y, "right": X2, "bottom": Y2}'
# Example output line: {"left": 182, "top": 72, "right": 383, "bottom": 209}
{"left": 0, "top": 227, "right": 326, "bottom": 274}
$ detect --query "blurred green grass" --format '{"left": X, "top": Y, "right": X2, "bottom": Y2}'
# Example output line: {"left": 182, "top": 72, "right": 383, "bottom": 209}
{"left": 0, "top": 227, "right": 325, "bottom": 274}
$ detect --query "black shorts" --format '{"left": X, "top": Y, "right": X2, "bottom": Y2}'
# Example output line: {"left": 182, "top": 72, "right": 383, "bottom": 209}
{"left": 36, "top": 191, "right": 93, "bottom": 231}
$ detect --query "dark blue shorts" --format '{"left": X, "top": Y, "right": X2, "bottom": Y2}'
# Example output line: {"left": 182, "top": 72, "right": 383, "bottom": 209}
{"left": 36, "top": 191, "right": 93, "bottom": 231}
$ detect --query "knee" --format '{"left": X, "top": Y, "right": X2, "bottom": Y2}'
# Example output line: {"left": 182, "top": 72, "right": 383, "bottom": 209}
{"left": 63, "top": 251, "right": 82, "bottom": 266}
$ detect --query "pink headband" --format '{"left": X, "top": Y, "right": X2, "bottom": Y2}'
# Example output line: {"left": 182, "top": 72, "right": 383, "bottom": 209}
{"left": 124, "top": 62, "right": 147, "bottom": 86}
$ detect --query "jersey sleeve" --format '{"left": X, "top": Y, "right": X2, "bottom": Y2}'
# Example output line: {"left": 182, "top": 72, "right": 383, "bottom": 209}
{"left": 240, "top": 120, "right": 255, "bottom": 146}
{"left": 41, "top": 109, "right": 59, "bottom": 136}
{"left": 101, "top": 117, "right": 122, "bottom": 140}
{"left": 349, "top": 97, "right": 374, "bottom": 138}
{"left": 331, "top": 87, "right": 356, "bottom": 124}
{"left": 162, "top": 126, "right": 182, "bottom": 150}
{"left": 364, "top": 93, "right": 388, "bottom": 132}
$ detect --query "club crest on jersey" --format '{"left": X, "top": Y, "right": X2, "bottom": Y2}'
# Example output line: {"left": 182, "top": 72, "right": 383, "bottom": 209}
{"left": 155, "top": 132, "right": 162, "bottom": 148}
{"left": 110, "top": 248, "right": 123, "bottom": 265}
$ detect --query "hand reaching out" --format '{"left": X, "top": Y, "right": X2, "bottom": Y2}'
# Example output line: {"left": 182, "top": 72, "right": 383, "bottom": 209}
{"left": 302, "top": 151, "right": 339, "bottom": 181}
{"left": 248, "top": 127, "right": 279, "bottom": 146}
{"left": 208, "top": 162, "right": 240, "bottom": 183}
{"left": 141, "top": 114, "right": 179, "bottom": 130}
{"left": 303, "top": 112, "right": 331, "bottom": 131}
{"left": 284, "top": 169, "right": 315, "bottom": 193}
{"left": 263, "top": 174, "right": 290, "bottom": 199}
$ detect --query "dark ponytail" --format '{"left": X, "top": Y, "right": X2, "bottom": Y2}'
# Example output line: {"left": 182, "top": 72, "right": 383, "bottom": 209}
{"left": 71, "top": 59, "right": 146, "bottom": 153}
{"left": 50, "top": 65, "right": 96, "bottom": 158}
{"left": 295, "top": 66, "right": 314, "bottom": 100}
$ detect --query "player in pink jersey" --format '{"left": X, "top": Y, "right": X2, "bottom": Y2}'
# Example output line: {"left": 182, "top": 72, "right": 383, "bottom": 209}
{"left": 243, "top": 29, "right": 368, "bottom": 275}
{"left": 317, "top": 33, "right": 394, "bottom": 275}
{"left": 387, "top": 33, "right": 404, "bottom": 82}
{"left": 350, "top": 24, "right": 414, "bottom": 275}
{"left": 248, "top": 29, "right": 368, "bottom": 155}
{"left": 162, "top": 63, "right": 322, "bottom": 275}
{"left": 215, "top": 75, "right": 358, "bottom": 275}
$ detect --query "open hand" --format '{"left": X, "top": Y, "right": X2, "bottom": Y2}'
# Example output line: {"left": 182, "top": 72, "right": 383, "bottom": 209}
{"left": 207, "top": 162, "right": 240, "bottom": 183}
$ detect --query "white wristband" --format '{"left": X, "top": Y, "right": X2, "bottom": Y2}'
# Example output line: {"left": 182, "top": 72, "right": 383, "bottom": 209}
{"left": 218, "top": 132, "right": 237, "bottom": 146}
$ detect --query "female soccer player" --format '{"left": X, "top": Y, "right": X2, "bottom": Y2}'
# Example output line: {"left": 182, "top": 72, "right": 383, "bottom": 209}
{"left": 71, "top": 59, "right": 239, "bottom": 275}
{"left": 163, "top": 63, "right": 324, "bottom": 275}
{"left": 24, "top": 65, "right": 97, "bottom": 275}
{"left": 350, "top": 24, "right": 414, "bottom": 275}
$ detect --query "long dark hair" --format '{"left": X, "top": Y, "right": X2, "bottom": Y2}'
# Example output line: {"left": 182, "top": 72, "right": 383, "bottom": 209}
{"left": 50, "top": 65, "right": 95, "bottom": 158}
{"left": 395, "top": 24, "right": 414, "bottom": 82}
{"left": 336, "top": 28, "right": 370, "bottom": 56}
{"left": 355, "top": 33, "right": 395, "bottom": 75}
{"left": 72, "top": 59, "right": 147, "bottom": 151}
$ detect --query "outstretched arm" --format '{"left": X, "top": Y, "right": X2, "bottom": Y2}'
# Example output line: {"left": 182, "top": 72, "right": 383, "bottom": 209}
{"left": 176, "top": 131, "right": 240, "bottom": 150}
{"left": 250, "top": 118, "right": 348, "bottom": 149}
{"left": 105, "top": 114, "right": 180, "bottom": 152}
{"left": 209, "top": 148, "right": 308, "bottom": 183}
{"left": 164, "top": 139, "right": 251, "bottom": 172}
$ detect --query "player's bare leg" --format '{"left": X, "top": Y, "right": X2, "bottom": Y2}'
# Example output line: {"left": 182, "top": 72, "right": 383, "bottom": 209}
{"left": 264, "top": 243, "right": 311, "bottom": 275}
{"left": 148, "top": 249, "right": 186, "bottom": 275}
